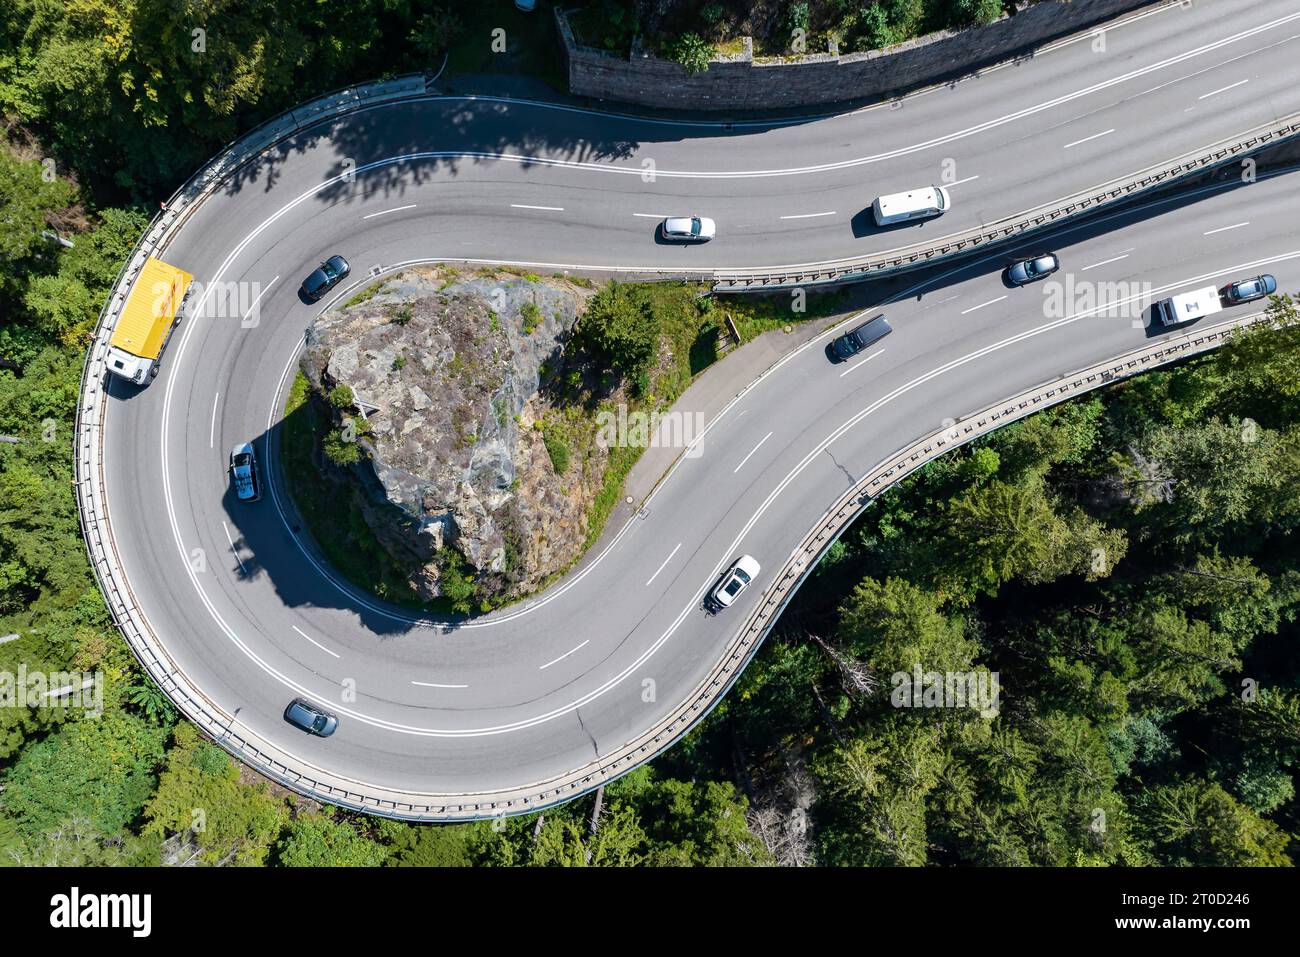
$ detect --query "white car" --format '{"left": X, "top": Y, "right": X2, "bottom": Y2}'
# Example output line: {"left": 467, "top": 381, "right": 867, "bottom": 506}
{"left": 661, "top": 216, "right": 716, "bottom": 242}
{"left": 711, "top": 555, "right": 761, "bottom": 609}
{"left": 229, "top": 442, "right": 261, "bottom": 502}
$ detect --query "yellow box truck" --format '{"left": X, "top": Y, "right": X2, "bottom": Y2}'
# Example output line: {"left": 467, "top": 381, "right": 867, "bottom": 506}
{"left": 105, "top": 257, "right": 194, "bottom": 385}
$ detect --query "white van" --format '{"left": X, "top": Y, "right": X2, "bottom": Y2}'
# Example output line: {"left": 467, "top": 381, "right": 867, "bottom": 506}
{"left": 872, "top": 185, "right": 952, "bottom": 226}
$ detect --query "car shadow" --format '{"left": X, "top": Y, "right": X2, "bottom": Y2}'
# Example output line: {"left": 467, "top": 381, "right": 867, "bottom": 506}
{"left": 850, "top": 207, "right": 945, "bottom": 239}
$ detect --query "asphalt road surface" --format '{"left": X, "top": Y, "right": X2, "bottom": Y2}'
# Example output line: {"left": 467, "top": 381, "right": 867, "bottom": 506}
{"left": 99, "top": 0, "right": 1300, "bottom": 808}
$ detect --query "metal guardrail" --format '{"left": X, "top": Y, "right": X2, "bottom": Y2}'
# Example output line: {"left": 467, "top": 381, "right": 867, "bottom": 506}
{"left": 73, "top": 69, "right": 1295, "bottom": 820}
{"left": 712, "top": 119, "right": 1300, "bottom": 291}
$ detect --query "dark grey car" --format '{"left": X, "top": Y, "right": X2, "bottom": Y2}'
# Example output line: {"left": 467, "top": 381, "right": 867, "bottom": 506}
{"left": 284, "top": 698, "right": 339, "bottom": 737}
{"left": 1006, "top": 254, "right": 1060, "bottom": 286}
{"left": 299, "top": 255, "right": 350, "bottom": 302}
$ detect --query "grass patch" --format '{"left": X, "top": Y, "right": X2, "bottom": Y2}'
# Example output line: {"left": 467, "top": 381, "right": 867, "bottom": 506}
{"left": 520, "top": 301, "right": 541, "bottom": 334}
{"left": 344, "top": 282, "right": 383, "bottom": 308}
{"left": 542, "top": 426, "right": 570, "bottom": 475}
{"left": 724, "top": 287, "right": 851, "bottom": 341}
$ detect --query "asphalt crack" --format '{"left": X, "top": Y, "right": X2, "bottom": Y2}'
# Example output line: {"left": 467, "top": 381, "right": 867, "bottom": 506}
{"left": 824, "top": 448, "right": 856, "bottom": 487}
{"left": 575, "top": 707, "right": 600, "bottom": 758}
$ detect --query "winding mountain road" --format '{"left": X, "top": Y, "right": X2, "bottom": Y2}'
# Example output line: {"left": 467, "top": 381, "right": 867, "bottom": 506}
{"left": 93, "top": 0, "right": 1300, "bottom": 816}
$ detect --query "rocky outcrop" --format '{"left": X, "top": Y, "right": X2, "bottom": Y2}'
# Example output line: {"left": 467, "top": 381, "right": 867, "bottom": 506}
{"left": 300, "top": 267, "right": 602, "bottom": 603}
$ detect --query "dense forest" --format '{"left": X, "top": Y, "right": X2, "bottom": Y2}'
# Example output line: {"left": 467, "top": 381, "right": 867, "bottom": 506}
{"left": 1, "top": 2, "right": 1297, "bottom": 866}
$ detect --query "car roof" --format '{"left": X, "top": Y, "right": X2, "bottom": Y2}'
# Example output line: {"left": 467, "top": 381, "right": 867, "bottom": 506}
{"left": 876, "top": 187, "right": 941, "bottom": 214}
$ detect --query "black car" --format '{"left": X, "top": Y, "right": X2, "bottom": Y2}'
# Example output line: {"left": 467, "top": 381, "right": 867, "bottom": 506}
{"left": 284, "top": 698, "right": 339, "bottom": 737}
{"left": 299, "top": 255, "right": 350, "bottom": 302}
{"left": 1006, "top": 254, "right": 1060, "bottom": 286}
{"left": 1221, "top": 273, "right": 1277, "bottom": 304}
{"left": 827, "top": 314, "right": 892, "bottom": 362}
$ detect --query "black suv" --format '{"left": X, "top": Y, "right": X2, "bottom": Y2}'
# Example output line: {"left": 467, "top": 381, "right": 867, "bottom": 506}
{"left": 827, "top": 314, "right": 892, "bottom": 362}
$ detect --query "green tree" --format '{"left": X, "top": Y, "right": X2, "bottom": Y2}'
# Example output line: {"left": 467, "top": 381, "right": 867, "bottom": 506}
{"left": 1139, "top": 780, "right": 1291, "bottom": 866}
{"left": 143, "top": 723, "right": 288, "bottom": 865}
{"left": 836, "top": 576, "right": 975, "bottom": 676}
{"left": 0, "top": 148, "right": 76, "bottom": 299}
{"left": 620, "top": 774, "right": 770, "bottom": 867}
{"left": 1, "top": 815, "right": 162, "bottom": 866}
{"left": 944, "top": 477, "right": 1128, "bottom": 595}
{"left": 0, "top": 710, "right": 168, "bottom": 840}
{"left": 811, "top": 719, "right": 945, "bottom": 866}
{"left": 530, "top": 805, "right": 646, "bottom": 866}
{"left": 578, "top": 281, "right": 658, "bottom": 377}
{"left": 379, "top": 819, "right": 483, "bottom": 867}
{"left": 275, "top": 814, "right": 388, "bottom": 867}
{"left": 1124, "top": 417, "right": 1295, "bottom": 536}
{"left": 666, "top": 33, "right": 713, "bottom": 74}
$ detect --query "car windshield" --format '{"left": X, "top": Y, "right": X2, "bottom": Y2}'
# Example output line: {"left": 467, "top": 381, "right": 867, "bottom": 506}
{"left": 733, "top": 568, "right": 751, "bottom": 586}
{"left": 234, "top": 453, "right": 250, "bottom": 467}
{"left": 321, "top": 262, "right": 337, "bottom": 279}
{"left": 312, "top": 713, "right": 327, "bottom": 731}
{"left": 690, "top": 219, "right": 701, "bottom": 236}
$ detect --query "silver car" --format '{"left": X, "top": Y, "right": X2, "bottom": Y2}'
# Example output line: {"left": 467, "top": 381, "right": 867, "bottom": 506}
{"left": 661, "top": 216, "right": 716, "bottom": 242}
{"left": 284, "top": 698, "right": 339, "bottom": 737}
{"left": 1006, "top": 254, "right": 1060, "bottom": 286}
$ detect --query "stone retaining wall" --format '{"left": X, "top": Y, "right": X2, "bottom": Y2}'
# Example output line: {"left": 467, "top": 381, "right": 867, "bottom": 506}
{"left": 559, "top": 0, "right": 1165, "bottom": 111}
